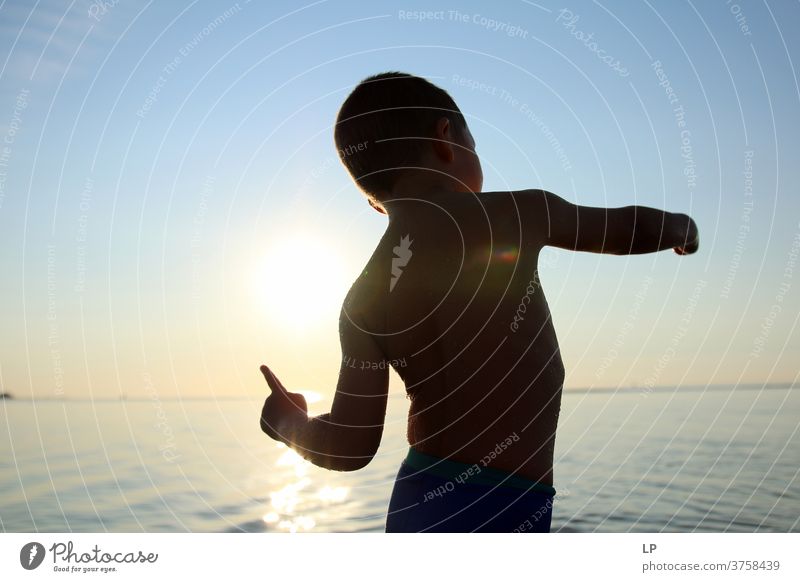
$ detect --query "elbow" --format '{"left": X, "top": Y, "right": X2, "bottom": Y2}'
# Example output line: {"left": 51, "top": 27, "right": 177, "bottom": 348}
{"left": 319, "top": 441, "right": 378, "bottom": 471}
{"left": 329, "top": 453, "right": 375, "bottom": 472}
{"left": 316, "top": 427, "right": 382, "bottom": 471}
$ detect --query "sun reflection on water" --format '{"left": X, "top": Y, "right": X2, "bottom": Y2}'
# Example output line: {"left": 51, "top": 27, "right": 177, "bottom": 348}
{"left": 317, "top": 485, "right": 349, "bottom": 503}
{"left": 262, "top": 444, "right": 351, "bottom": 532}
{"left": 276, "top": 448, "right": 308, "bottom": 478}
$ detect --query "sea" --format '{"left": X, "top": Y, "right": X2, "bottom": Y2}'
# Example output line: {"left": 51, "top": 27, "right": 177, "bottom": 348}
{"left": 1, "top": 384, "right": 798, "bottom": 532}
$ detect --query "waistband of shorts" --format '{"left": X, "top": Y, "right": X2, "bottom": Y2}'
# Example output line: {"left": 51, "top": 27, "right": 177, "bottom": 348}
{"left": 404, "top": 446, "right": 556, "bottom": 497}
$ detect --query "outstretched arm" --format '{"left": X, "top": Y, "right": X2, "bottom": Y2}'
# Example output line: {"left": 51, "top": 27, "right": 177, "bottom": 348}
{"left": 523, "top": 189, "right": 699, "bottom": 255}
{"left": 259, "top": 307, "right": 389, "bottom": 472}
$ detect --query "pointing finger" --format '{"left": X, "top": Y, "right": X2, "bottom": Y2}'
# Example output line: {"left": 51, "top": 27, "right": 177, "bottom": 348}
{"left": 260, "top": 365, "right": 286, "bottom": 394}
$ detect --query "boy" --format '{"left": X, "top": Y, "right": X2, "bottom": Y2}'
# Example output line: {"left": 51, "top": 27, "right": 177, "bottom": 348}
{"left": 259, "top": 72, "right": 699, "bottom": 532}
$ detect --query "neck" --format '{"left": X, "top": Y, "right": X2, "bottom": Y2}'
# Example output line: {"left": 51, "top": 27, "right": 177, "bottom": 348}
{"left": 386, "top": 172, "right": 461, "bottom": 199}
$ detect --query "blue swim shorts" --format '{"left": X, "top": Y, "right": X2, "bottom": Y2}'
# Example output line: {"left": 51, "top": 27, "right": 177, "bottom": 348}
{"left": 385, "top": 446, "right": 556, "bottom": 532}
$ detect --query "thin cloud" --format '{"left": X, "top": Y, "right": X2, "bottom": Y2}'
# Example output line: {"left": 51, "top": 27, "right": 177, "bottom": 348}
{"left": 0, "top": 0, "right": 129, "bottom": 85}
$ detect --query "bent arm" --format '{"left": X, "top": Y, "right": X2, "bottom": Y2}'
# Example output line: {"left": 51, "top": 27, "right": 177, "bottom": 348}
{"left": 524, "top": 190, "right": 698, "bottom": 255}
{"left": 279, "top": 307, "right": 389, "bottom": 472}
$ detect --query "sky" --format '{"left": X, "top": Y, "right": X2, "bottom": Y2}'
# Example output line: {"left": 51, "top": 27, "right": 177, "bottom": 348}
{"left": 0, "top": 0, "right": 798, "bottom": 400}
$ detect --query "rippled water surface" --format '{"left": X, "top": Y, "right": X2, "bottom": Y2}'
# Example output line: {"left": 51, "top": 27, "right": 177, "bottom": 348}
{"left": 1, "top": 385, "right": 797, "bottom": 532}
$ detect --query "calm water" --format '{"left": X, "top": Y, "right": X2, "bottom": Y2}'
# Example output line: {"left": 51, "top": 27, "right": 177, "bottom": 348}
{"left": 1, "top": 386, "right": 798, "bottom": 532}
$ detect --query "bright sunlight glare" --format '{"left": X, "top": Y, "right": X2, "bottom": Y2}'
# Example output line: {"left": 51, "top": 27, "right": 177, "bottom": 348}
{"left": 253, "top": 231, "right": 350, "bottom": 332}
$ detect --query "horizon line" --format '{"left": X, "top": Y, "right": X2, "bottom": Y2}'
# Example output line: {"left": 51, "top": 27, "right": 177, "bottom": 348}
{"left": 2, "top": 382, "right": 796, "bottom": 402}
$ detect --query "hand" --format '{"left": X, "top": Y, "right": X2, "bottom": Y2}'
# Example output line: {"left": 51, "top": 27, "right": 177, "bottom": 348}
{"left": 259, "top": 365, "right": 308, "bottom": 444}
{"left": 673, "top": 215, "right": 699, "bottom": 255}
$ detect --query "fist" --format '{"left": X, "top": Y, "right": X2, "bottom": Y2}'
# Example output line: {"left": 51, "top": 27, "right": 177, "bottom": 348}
{"left": 259, "top": 365, "right": 308, "bottom": 443}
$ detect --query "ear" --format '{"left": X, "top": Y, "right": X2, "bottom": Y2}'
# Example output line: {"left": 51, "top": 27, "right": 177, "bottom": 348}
{"left": 431, "top": 116, "right": 455, "bottom": 163}
{"left": 368, "top": 198, "right": 387, "bottom": 215}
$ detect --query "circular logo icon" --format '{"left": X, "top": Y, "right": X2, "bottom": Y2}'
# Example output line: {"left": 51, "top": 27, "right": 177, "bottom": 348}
{"left": 20, "top": 542, "right": 46, "bottom": 570}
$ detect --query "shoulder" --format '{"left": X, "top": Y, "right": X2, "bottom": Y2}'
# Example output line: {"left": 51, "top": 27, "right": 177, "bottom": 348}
{"left": 472, "top": 189, "right": 557, "bottom": 214}
{"left": 473, "top": 190, "right": 559, "bottom": 244}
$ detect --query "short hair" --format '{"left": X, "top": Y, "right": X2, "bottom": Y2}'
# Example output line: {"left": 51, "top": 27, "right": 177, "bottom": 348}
{"left": 334, "top": 72, "right": 467, "bottom": 204}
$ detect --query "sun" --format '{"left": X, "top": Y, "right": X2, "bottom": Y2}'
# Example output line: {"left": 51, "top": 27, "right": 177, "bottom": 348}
{"left": 253, "top": 231, "right": 350, "bottom": 331}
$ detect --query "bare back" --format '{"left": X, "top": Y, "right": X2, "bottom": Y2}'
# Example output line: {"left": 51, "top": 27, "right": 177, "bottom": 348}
{"left": 346, "top": 191, "right": 564, "bottom": 485}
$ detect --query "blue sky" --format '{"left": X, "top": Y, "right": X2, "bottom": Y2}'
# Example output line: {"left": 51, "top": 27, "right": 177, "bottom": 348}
{"left": 0, "top": 0, "right": 798, "bottom": 399}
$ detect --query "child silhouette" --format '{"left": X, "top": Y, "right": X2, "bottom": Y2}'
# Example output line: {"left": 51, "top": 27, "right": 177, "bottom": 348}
{"left": 259, "top": 72, "right": 699, "bottom": 532}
